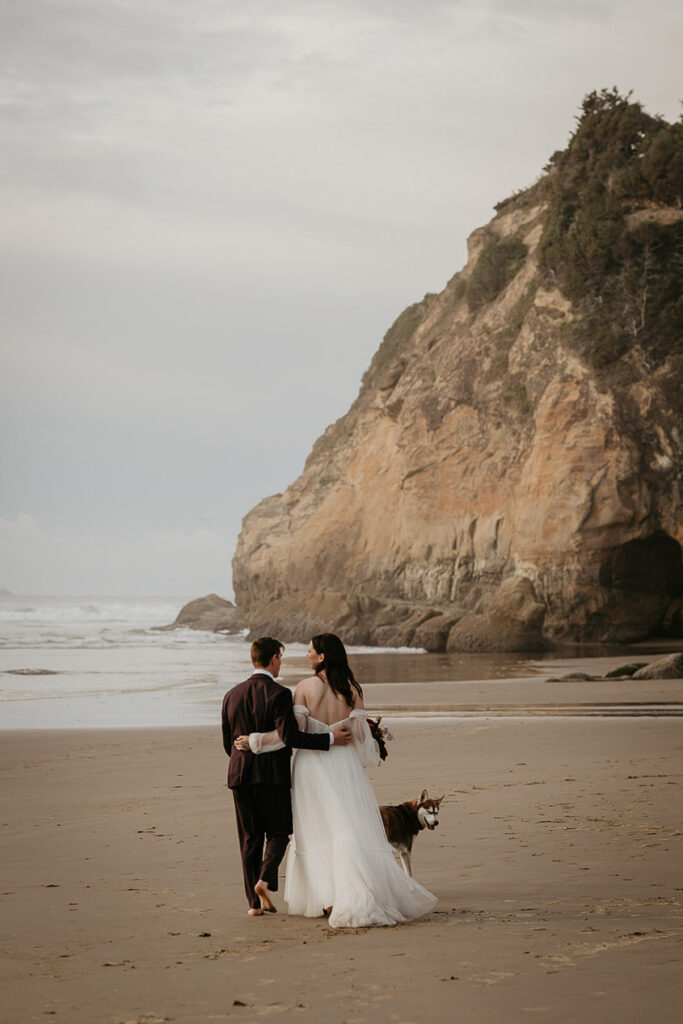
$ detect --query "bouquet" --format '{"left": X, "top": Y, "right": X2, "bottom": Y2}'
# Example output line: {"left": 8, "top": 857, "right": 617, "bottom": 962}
{"left": 367, "top": 716, "right": 394, "bottom": 762}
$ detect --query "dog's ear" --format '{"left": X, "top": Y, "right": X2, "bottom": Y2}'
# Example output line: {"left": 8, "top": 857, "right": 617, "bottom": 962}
{"left": 419, "top": 788, "right": 428, "bottom": 803}
{"left": 436, "top": 795, "right": 445, "bottom": 806}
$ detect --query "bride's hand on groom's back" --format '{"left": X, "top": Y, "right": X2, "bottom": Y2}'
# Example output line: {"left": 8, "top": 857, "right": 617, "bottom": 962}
{"left": 234, "top": 736, "right": 250, "bottom": 751}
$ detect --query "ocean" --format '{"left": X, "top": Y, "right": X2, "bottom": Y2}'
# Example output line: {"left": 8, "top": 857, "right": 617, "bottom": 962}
{"left": 0, "top": 595, "right": 562, "bottom": 729}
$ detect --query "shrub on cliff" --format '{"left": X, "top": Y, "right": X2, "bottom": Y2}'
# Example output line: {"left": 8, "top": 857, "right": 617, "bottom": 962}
{"left": 466, "top": 236, "right": 527, "bottom": 311}
{"left": 538, "top": 88, "right": 683, "bottom": 369}
{"left": 360, "top": 294, "right": 435, "bottom": 391}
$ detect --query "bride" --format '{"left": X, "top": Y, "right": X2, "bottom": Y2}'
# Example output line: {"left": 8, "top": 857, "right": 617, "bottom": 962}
{"left": 235, "top": 633, "right": 436, "bottom": 928}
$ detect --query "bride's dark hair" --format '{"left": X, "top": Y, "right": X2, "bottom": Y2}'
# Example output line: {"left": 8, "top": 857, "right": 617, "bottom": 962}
{"left": 311, "top": 633, "right": 363, "bottom": 706}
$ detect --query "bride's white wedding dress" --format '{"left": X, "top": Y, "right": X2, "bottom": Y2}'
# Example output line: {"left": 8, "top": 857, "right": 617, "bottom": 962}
{"left": 252, "top": 707, "right": 436, "bottom": 928}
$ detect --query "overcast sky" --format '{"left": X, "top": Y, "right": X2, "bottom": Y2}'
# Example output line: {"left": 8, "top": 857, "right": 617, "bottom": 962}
{"left": 1, "top": 0, "right": 681, "bottom": 597}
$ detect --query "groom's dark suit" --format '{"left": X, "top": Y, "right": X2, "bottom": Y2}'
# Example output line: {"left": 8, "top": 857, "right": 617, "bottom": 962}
{"left": 221, "top": 670, "right": 330, "bottom": 910}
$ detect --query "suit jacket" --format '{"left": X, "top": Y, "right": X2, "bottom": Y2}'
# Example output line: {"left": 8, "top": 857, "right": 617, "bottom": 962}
{"left": 222, "top": 671, "right": 330, "bottom": 789}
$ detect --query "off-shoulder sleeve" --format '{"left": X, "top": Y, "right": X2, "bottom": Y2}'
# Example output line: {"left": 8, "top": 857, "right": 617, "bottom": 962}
{"left": 248, "top": 728, "right": 286, "bottom": 754}
{"left": 349, "top": 709, "right": 380, "bottom": 767}
{"left": 248, "top": 704, "right": 311, "bottom": 754}
{"left": 292, "top": 704, "right": 309, "bottom": 731}
{"left": 273, "top": 691, "right": 330, "bottom": 751}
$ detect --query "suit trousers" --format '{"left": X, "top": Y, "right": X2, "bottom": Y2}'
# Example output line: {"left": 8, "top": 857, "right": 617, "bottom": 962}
{"left": 232, "top": 783, "right": 293, "bottom": 909}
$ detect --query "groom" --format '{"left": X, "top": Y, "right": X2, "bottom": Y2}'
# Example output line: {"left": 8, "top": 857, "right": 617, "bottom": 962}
{"left": 222, "top": 636, "right": 351, "bottom": 916}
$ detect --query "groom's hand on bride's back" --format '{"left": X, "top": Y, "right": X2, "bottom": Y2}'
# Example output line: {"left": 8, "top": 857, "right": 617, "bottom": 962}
{"left": 333, "top": 725, "right": 352, "bottom": 746}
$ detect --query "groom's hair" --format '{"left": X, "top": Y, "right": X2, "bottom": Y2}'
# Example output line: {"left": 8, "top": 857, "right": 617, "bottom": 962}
{"left": 250, "top": 636, "right": 284, "bottom": 668}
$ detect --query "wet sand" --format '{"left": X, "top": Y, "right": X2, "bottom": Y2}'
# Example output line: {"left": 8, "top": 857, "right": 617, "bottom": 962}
{"left": 2, "top": 669, "right": 682, "bottom": 1023}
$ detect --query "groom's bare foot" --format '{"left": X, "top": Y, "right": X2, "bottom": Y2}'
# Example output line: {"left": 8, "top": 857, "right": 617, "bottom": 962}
{"left": 247, "top": 907, "right": 263, "bottom": 916}
{"left": 254, "top": 880, "right": 277, "bottom": 913}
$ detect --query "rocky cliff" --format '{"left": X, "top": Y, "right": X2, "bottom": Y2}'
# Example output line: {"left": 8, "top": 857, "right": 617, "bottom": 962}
{"left": 232, "top": 90, "right": 683, "bottom": 651}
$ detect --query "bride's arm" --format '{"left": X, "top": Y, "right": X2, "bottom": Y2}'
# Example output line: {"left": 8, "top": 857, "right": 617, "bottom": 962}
{"left": 245, "top": 727, "right": 285, "bottom": 754}
{"left": 236, "top": 685, "right": 312, "bottom": 754}
{"left": 234, "top": 682, "right": 351, "bottom": 753}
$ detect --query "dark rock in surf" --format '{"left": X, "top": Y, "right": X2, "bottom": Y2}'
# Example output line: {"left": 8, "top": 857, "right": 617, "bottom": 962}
{"left": 158, "top": 594, "right": 244, "bottom": 634}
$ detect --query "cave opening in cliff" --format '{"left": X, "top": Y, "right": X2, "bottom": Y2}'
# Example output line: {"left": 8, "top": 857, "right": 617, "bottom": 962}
{"left": 599, "top": 531, "right": 683, "bottom": 597}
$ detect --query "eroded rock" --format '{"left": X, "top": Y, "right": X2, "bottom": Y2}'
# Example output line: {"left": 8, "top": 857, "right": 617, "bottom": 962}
{"left": 603, "top": 662, "right": 649, "bottom": 678}
{"left": 447, "top": 578, "right": 547, "bottom": 653}
{"left": 158, "top": 594, "right": 244, "bottom": 634}
{"left": 632, "top": 653, "right": 683, "bottom": 680}
{"left": 547, "top": 672, "right": 597, "bottom": 682}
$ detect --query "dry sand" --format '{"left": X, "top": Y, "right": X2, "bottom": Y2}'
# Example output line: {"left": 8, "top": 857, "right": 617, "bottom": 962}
{"left": 2, "top": 669, "right": 682, "bottom": 1024}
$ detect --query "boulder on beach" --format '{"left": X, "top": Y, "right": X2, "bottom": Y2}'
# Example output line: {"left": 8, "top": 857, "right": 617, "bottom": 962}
{"left": 603, "top": 662, "right": 649, "bottom": 678}
{"left": 547, "top": 672, "right": 597, "bottom": 682}
{"left": 412, "top": 613, "right": 462, "bottom": 652}
{"left": 447, "top": 577, "right": 548, "bottom": 653}
{"left": 158, "top": 594, "right": 244, "bottom": 634}
{"left": 632, "top": 653, "right": 683, "bottom": 680}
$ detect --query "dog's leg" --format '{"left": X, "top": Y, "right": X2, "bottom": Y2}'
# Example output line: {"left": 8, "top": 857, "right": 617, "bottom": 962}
{"left": 399, "top": 850, "right": 413, "bottom": 877}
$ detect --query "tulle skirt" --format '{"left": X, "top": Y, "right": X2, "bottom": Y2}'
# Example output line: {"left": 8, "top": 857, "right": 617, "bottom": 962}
{"left": 283, "top": 743, "right": 436, "bottom": 928}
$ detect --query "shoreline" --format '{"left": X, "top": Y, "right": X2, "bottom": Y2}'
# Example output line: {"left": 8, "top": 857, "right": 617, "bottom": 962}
{"left": 2, "top": 646, "right": 682, "bottom": 731}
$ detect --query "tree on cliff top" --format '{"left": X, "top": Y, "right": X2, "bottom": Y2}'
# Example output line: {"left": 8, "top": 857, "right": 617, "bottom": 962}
{"left": 538, "top": 88, "right": 683, "bottom": 369}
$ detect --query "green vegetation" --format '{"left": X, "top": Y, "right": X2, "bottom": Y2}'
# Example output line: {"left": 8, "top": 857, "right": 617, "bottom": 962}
{"left": 361, "top": 294, "right": 435, "bottom": 391}
{"left": 494, "top": 179, "right": 545, "bottom": 214}
{"left": 483, "top": 280, "right": 539, "bottom": 396}
{"left": 466, "top": 236, "right": 528, "bottom": 311}
{"left": 501, "top": 373, "right": 532, "bottom": 416}
{"left": 538, "top": 88, "right": 683, "bottom": 369}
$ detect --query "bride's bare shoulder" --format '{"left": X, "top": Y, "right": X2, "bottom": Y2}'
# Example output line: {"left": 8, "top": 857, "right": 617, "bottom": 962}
{"left": 293, "top": 675, "right": 321, "bottom": 700}
{"left": 296, "top": 674, "right": 321, "bottom": 689}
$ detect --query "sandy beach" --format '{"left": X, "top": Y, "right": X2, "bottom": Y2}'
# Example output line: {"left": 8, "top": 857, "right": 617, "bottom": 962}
{"left": 2, "top": 666, "right": 682, "bottom": 1024}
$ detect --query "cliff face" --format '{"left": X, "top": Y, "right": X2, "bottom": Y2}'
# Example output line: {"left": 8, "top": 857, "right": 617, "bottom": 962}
{"left": 233, "top": 92, "right": 683, "bottom": 650}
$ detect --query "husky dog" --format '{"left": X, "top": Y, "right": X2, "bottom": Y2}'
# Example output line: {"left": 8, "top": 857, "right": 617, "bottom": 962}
{"left": 379, "top": 789, "right": 444, "bottom": 876}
